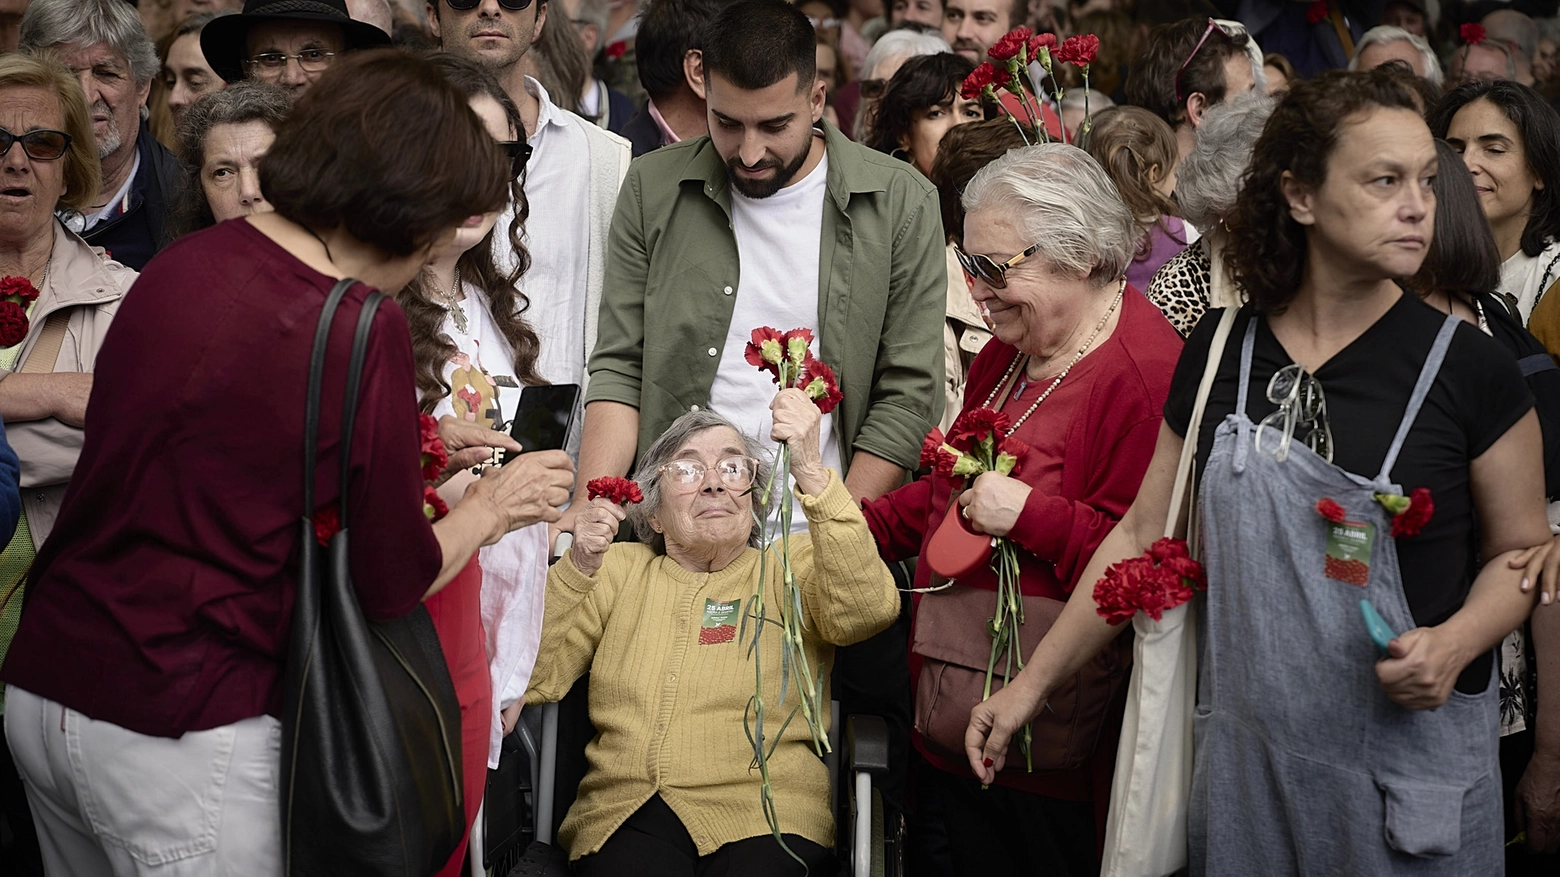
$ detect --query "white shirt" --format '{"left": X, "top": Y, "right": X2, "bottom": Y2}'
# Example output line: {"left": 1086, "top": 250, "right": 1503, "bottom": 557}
{"left": 707, "top": 150, "right": 842, "bottom": 532}
{"left": 1499, "top": 238, "right": 1560, "bottom": 323}
{"left": 429, "top": 284, "right": 550, "bottom": 766}
{"left": 493, "top": 77, "right": 591, "bottom": 454}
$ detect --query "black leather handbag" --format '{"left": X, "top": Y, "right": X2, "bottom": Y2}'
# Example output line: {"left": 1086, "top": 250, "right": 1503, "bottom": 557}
{"left": 281, "top": 279, "right": 465, "bottom": 876}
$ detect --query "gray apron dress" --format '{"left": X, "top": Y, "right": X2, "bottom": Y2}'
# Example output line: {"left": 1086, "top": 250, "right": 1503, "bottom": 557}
{"left": 1188, "top": 315, "right": 1503, "bottom": 875}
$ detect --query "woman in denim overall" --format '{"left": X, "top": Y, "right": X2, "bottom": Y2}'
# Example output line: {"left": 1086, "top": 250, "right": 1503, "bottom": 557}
{"left": 961, "top": 68, "right": 1554, "bottom": 875}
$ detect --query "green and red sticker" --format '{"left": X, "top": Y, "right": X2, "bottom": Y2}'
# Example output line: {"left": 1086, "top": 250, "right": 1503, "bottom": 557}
{"left": 1324, "top": 520, "right": 1373, "bottom": 586}
{"left": 699, "top": 598, "right": 738, "bottom": 645}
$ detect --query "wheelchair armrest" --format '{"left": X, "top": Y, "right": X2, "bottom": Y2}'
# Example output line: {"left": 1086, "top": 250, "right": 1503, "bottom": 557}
{"left": 846, "top": 714, "right": 890, "bottom": 776}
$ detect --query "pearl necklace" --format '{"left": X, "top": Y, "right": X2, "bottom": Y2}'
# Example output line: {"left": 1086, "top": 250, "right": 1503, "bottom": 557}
{"left": 982, "top": 279, "right": 1125, "bottom": 432}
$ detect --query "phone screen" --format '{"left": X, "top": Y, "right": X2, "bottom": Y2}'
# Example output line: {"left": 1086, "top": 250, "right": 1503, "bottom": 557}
{"left": 506, "top": 383, "right": 581, "bottom": 456}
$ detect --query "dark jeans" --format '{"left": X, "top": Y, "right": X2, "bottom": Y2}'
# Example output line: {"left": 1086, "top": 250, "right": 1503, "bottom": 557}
{"left": 573, "top": 794, "right": 836, "bottom": 877}
{"left": 924, "top": 764, "right": 1096, "bottom": 876}
{"left": 1502, "top": 728, "right": 1560, "bottom": 876}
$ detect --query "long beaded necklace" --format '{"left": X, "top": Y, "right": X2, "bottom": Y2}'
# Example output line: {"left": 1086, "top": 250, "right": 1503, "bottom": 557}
{"left": 427, "top": 265, "right": 468, "bottom": 334}
{"left": 982, "top": 279, "right": 1125, "bottom": 430}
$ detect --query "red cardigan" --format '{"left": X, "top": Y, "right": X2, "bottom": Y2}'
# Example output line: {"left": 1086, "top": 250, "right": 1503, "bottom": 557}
{"left": 862, "top": 286, "right": 1182, "bottom": 804}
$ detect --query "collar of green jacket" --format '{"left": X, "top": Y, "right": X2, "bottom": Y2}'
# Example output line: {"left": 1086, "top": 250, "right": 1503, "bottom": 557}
{"left": 676, "top": 120, "right": 890, "bottom": 215}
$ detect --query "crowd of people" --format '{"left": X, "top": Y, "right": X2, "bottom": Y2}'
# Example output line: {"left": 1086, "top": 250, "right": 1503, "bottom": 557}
{"left": 0, "top": 0, "right": 1559, "bottom": 874}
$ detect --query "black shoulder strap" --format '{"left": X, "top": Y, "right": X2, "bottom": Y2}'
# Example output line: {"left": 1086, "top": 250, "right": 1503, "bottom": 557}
{"left": 302, "top": 279, "right": 361, "bottom": 521}
{"left": 338, "top": 293, "right": 385, "bottom": 529}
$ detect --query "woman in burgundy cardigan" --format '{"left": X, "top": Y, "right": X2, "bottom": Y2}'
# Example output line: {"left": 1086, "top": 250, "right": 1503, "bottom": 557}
{"left": 862, "top": 143, "right": 1183, "bottom": 874}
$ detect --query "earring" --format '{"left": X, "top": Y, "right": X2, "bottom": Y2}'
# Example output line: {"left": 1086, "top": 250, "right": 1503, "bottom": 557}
{"left": 890, "top": 146, "right": 912, "bottom": 163}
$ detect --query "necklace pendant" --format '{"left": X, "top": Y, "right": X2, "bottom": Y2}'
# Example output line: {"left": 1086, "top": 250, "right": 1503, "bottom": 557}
{"left": 450, "top": 301, "right": 469, "bottom": 334}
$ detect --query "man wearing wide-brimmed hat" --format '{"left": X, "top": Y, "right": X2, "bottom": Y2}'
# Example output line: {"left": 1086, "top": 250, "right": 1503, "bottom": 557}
{"left": 201, "top": 0, "right": 392, "bottom": 95}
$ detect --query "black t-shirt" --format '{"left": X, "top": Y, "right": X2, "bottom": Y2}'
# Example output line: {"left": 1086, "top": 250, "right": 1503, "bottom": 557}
{"left": 1165, "top": 294, "right": 1533, "bottom": 690}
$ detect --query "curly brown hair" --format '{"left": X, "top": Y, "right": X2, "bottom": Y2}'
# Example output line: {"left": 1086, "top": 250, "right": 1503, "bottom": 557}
{"left": 1226, "top": 67, "right": 1425, "bottom": 314}
{"left": 404, "top": 53, "right": 542, "bottom": 414}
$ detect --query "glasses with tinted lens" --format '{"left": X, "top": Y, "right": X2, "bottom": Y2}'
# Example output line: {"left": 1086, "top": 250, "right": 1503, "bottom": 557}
{"left": 1255, "top": 363, "right": 1333, "bottom": 463}
{"left": 860, "top": 78, "right": 886, "bottom": 100}
{"left": 658, "top": 456, "right": 760, "bottom": 492}
{"left": 954, "top": 242, "right": 1042, "bottom": 290}
{"left": 1173, "top": 18, "right": 1228, "bottom": 103}
{"left": 497, "top": 140, "right": 531, "bottom": 177}
{"left": 244, "top": 49, "right": 338, "bottom": 76}
{"left": 0, "top": 127, "right": 70, "bottom": 162}
{"left": 446, "top": 0, "right": 536, "bottom": 10}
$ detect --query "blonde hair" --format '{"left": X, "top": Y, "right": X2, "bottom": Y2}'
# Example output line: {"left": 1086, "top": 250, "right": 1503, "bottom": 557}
{"left": 0, "top": 51, "right": 102, "bottom": 212}
{"left": 1084, "top": 105, "right": 1178, "bottom": 229}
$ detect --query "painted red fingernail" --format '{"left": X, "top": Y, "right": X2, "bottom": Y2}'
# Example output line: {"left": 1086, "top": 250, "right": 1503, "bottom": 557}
{"left": 983, "top": 758, "right": 994, "bottom": 768}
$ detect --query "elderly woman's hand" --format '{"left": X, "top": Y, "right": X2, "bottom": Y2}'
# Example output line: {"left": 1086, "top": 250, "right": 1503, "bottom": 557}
{"left": 569, "top": 497, "right": 626, "bottom": 577}
{"left": 439, "top": 414, "right": 524, "bottom": 475}
{"left": 462, "top": 449, "right": 574, "bottom": 543}
{"left": 771, "top": 388, "right": 827, "bottom": 495}
{"left": 958, "top": 471, "right": 1032, "bottom": 537}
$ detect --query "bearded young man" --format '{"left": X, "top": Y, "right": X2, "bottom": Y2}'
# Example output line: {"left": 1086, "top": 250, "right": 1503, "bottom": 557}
{"left": 566, "top": 0, "right": 946, "bottom": 816}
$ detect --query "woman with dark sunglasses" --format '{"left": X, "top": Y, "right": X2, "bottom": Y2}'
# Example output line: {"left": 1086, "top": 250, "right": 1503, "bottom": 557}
{"left": 969, "top": 67, "right": 1551, "bottom": 873}
{"left": 860, "top": 142, "right": 1183, "bottom": 873}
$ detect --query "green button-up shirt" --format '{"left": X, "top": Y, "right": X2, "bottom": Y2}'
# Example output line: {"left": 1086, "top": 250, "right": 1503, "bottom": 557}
{"left": 586, "top": 122, "right": 947, "bottom": 474}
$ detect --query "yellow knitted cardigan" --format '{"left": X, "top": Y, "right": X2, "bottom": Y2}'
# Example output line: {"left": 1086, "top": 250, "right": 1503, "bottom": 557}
{"left": 525, "top": 472, "right": 899, "bottom": 860}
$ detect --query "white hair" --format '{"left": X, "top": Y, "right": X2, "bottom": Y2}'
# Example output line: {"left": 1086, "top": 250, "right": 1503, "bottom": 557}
{"left": 1348, "top": 25, "right": 1444, "bottom": 89}
{"left": 861, "top": 28, "right": 949, "bottom": 80}
{"left": 1176, "top": 91, "right": 1275, "bottom": 234}
{"left": 20, "top": 0, "right": 158, "bottom": 85}
{"left": 961, "top": 143, "right": 1139, "bottom": 284}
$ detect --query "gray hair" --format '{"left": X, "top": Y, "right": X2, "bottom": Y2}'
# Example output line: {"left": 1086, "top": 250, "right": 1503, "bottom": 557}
{"left": 961, "top": 143, "right": 1138, "bottom": 284}
{"left": 574, "top": 0, "right": 610, "bottom": 41}
{"left": 1176, "top": 91, "right": 1275, "bottom": 234}
{"left": 1348, "top": 26, "right": 1444, "bottom": 90}
{"left": 627, "top": 409, "right": 773, "bottom": 553}
{"left": 861, "top": 28, "right": 948, "bottom": 80}
{"left": 20, "top": 0, "right": 159, "bottom": 86}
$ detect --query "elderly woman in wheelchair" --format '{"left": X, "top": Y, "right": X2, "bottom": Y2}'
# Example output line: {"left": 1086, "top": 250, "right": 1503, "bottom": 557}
{"left": 525, "top": 391, "right": 900, "bottom": 876}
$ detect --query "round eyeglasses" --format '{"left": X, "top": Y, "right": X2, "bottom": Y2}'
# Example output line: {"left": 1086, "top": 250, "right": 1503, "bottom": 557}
{"left": 658, "top": 456, "right": 760, "bottom": 492}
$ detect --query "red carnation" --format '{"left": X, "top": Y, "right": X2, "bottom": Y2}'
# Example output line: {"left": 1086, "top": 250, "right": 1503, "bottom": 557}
{"left": 606, "top": 40, "right": 628, "bottom": 60}
{"left": 920, "top": 428, "right": 946, "bottom": 469}
{"left": 423, "top": 484, "right": 449, "bottom": 522}
{"left": 0, "top": 275, "right": 38, "bottom": 302}
{"left": 947, "top": 407, "right": 1011, "bottom": 452}
{"left": 798, "top": 355, "right": 843, "bottom": 414}
{"left": 0, "top": 301, "right": 27, "bottom": 348}
{"left": 1162, "top": 554, "right": 1206, "bottom": 589}
{"left": 1306, "top": 0, "right": 1329, "bottom": 25}
{"left": 1055, "top": 34, "right": 1099, "bottom": 67}
{"left": 1315, "top": 498, "right": 1347, "bottom": 523}
{"left": 960, "top": 62, "right": 1002, "bottom": 101}
{"left": 419, "top": 413, "right": 449, "bottom": 482}
{"left": 1461, "top": 22, "right": 1486, "bottom": 45}
{"left": 1148, "top": 537, "right": 1190, "bottom": 563}
{"left": 1094, "top": 556, "right": 1152, "bottom": 625}
{"left": 587, "top": 476, "right": 644, "bottom": 506}
{"left": 745, "top": 326, "right": 785, "bottom": 382}
{"left": 1028, "top": 32, "right": 1057, "bottom": 57}
{"left": 313, "top": 504, "right": 340, "bottom": 546}
{"left": 988, "top": 27, "right": 1033, "bottom": 62}
{"left": 1390, "top": 487, "right": 1434, "bottom": 538}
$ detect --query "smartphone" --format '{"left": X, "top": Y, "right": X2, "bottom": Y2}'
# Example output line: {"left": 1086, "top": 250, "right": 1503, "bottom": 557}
{"left": 502, "top": 383, "right": 581, "bottom": 463}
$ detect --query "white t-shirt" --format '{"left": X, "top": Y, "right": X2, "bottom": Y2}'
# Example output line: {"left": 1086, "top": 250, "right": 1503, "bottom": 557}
{"left": 707, "top": 148, "right": 843, "bottom": 532}
{"left": 430, "top": 284, "right": 550, "bottom": 765}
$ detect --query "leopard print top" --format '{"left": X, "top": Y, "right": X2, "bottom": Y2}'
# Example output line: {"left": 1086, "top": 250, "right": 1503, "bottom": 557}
{"left": 1144, "top": 238, "right": 1211, "bottom": 338}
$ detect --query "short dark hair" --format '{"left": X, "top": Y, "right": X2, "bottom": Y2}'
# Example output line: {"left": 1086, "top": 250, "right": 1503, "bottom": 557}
{"left": 1227, "top": 68, "right": 1426, "bottom": 314}
{"left": 1125, "top": 17, "right": 1250, "bottom": 129}
{"left": 172, "top": 81, "right": 293, "bottom": 239}
{"left": 928, "top": 117, "right": 1027, "bottom": 244}
{"left": 1409, "top": 139, "right": 1501, "bottom": 300}
{"left": 701, "top": 0, "right": 816, "bottom": 92}
{"left": 866, "top": 52, "right": 976, "bottom": 157}
{"left": 636, "top": 0, "right": 727, "bottom": 103}
{"left": 259, "top": 48, "right": 509, "bottom": 257}
{"left": 1428, "top": 79, "right": 1560, "bottom": 259}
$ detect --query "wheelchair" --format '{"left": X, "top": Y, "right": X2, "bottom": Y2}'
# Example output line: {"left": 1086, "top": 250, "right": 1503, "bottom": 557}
{"left": 467, "top": 674, "right": 901, "bottom": 877}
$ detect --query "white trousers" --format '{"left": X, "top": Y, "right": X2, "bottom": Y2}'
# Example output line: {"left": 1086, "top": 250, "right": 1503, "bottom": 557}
{"left": 4, "top": 685, "right": 282, "bottom": 877}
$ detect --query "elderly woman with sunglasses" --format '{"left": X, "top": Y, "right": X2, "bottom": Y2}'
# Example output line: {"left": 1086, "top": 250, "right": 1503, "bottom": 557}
{"left": 859, "top": 143, "right": 1184, "bottom": 874}
{"left": 524, "top": 395, "right": 899, "bottom": 874}
{"left": 969, "top": 68, "right": 1552, "bottom": 873}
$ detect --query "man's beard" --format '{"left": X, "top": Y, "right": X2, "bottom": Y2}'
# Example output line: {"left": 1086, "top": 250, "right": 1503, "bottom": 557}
{"left": 724, "top": 139, "right": 811, "bottom": 199}
{"left": 458, "top": 19, "right": 527, "bottom": 69}
{"left": 93, "top": 100, "right": 120, "bottom": 160}
{"left": 952, "top": 39, "right": 984, "bottom": 59}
